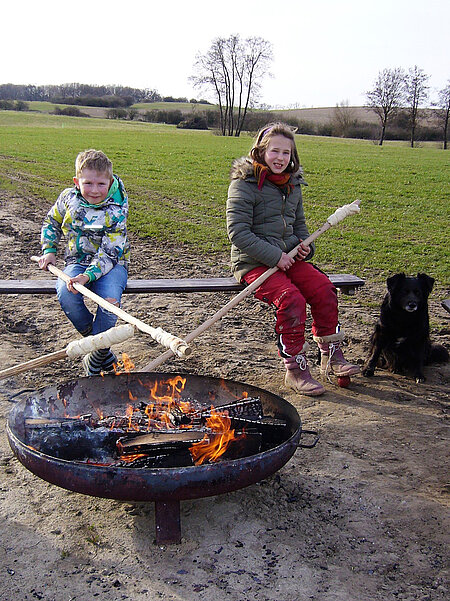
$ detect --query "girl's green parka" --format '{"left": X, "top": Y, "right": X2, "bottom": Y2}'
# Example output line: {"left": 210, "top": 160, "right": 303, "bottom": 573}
{"left": 226, "top": 157, "right": 314, "bottom": 283}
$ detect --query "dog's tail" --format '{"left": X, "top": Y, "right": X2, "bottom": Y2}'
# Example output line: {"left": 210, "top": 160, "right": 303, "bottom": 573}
{"left": 428, "top": 343, "right": 449, "bottom": 364}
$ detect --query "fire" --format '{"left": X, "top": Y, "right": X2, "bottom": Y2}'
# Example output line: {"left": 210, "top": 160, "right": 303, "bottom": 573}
{"left": 117, "top": 452, "right": 147, "bottom": 463}
{"left": 126, "top": 404, "right": 140, "bottom": 431}
{"left": 147, "top": 376, "right": 189, "bottom": 425}
{"left": 64, "top": 374, "right": 251, "bottom": 466}
{"left": 189, "top": 407, "right": 238, "bottom": 465}
{"left": 148, "top": 375, "right": 186, "bottom": 405}
{"left": 112, "top": 353, "right": 135, "bottom": 375}
{"left": 100, "top": 376, "right": 191, "bottom": 433}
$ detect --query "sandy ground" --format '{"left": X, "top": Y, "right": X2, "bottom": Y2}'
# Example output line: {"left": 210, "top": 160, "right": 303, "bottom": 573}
{"left": 0, "top": 192, "right": 448, "bottom": 601}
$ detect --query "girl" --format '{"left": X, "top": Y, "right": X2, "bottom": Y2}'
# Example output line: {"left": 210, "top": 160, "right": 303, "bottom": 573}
{"left": 226, "top": 123, "right": 359, "bottom": 396}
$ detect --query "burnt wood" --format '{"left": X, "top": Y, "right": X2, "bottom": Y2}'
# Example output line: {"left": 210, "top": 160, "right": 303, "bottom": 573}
{"left": 0, "top": 274, "right": 365, "bottom": 295}
{"left": 118, "top": 431, "right": 207, "bottom": 454}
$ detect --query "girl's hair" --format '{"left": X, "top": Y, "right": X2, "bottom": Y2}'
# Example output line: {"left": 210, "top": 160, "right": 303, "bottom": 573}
{"left": 250, "top": 122, "right": 300, "bottom": 173}
{"left": 75, "top": 149, "right": 113, "bottom": 178}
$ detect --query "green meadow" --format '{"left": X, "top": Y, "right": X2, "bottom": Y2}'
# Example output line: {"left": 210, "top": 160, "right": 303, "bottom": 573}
{"left": 0, "top": 111, "right": 448, "bottom": 283}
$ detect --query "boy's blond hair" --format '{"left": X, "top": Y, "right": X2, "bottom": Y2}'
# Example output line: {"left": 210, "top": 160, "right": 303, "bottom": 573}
{"left": 75, "top": 149, "right": 113, "bottom": 178}
{"left": 250, "top": 122, "right": 300, "bottom": 173}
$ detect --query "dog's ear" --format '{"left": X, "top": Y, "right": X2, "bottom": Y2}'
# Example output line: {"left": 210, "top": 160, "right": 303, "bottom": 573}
{"left": 387, "top": 273, "right": 405, "bottom": 293}
{"left": 417, "top": 273, "right": 434, "bottom": 296}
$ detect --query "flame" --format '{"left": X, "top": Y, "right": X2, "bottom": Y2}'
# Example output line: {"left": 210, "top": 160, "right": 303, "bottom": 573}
{"left": 97, "top": 376, "right": 191, "bottom": 433}
{"left": 118, "top": 453, "right": 147, "bottom": 463}
{"left": 112, "top": 353, "right": 135, "bottom": 375}
{"left": 189, "top": 407, "right": 238, "bottom": 465}
{"left": 126, "top": 404, "right": 140, "bottom": 431}
{"left": 148, "top": 376, "right": 186, "bottom": 405}
{"left": 146, "top": 376, "right": 188, "bottom": 424}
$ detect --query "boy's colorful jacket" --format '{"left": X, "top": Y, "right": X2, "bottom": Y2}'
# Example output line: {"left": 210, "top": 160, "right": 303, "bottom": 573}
{"left": 227, "top": 157, "right": 314, "bottom": 282}
{"left": 41, "top": 175, "right": 130, "bottom": 282}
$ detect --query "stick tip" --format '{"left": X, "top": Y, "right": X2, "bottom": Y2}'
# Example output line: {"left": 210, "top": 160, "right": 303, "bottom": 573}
{"left": 176, "top": 344, "right": 192, "bottom": 358}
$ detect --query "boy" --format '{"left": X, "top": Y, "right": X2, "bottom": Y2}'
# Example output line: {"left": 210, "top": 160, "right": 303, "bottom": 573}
{"left": 38, "top": 149, "right": 130, "bottom": 376}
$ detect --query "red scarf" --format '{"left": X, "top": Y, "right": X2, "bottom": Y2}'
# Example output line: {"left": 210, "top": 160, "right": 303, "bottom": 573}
{"left": 253, "top": 162, "right": 293, "bottom": 194}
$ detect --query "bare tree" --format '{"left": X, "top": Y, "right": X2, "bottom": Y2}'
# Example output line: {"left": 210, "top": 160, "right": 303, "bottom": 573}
{"left": 191, "top": 34, "right": 273, "bottom": 136}
{"left": 366, "top": 68, "right": 405, "bottom": 145}
{"left": 332, "top": 100, "right": 357, "bottom": 137}
{"left": 434, "top": 81, "right": 450, "bottom": 149}
{"left": 404, "top": 66, "right": 429, "bottom": 147}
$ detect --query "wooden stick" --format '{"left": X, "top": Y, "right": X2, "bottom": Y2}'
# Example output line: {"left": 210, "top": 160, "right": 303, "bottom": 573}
{"left": 0, "top": 324, "right": 134, "bottom": 380}
{"left": 30, "top": 257, "right": 190, "bottom": 358}
{"left": 0, "top": 349, "right": 67, "bottom": 380}
{"left": 141, "top": 200, "right": 361, "bottom": 371}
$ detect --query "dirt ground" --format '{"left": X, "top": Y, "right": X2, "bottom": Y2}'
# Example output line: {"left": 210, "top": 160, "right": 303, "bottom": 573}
{"left": 0, "top": 192, "right": 448, "bottom": 601}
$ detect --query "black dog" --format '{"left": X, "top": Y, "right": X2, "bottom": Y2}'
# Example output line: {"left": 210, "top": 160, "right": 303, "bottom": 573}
{"left": 362, "top": 273, "right": 449, "bottom": 383}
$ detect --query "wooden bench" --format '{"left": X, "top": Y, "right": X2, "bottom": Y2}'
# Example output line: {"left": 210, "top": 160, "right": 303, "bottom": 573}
{"left": 0, "top": 274, "right": 364, "bottom": 296}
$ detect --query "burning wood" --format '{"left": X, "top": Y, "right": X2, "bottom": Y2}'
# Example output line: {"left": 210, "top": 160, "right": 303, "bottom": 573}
{"left": 117, "top": 431, "right": 206, "bottom": 455}
{"left": 23, "top": 390, "right": 286, "bottom": 467}
{"left": 190, "top": 397, "right": 263, "bottom": 420}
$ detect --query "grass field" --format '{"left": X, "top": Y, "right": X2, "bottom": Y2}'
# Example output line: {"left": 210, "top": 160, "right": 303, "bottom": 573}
{"left": 132, "top": 101, "right": 216, "bottom": 112}
{"left": 0, "top": 111, "right": 448, "bottom": 282}
{"left": 27, "top": 100, "right": 214, "bottom": 116}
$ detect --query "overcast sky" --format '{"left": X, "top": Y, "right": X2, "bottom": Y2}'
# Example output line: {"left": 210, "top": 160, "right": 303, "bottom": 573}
{"left": 2, "top": 0, "right": 448, "bottom": 108}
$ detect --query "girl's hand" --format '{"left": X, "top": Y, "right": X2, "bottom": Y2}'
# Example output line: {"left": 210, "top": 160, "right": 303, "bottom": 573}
{"left": 277, "top": 252, "right": 295, "bottom": 271}
{"left": 296, "top": 240, "right": 310, "bottom": 261}
{"left": 37, "top": 254, "right": 56, "bottom": 270}
{"left": 67, "top": 273, "right": 90, "bottom": 294}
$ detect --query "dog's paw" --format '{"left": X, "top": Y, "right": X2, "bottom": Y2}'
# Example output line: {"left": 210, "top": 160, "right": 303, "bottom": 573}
{"left": 362, "top": 366, "right": 375, "bottom": 377}
{"left": 415, "top": 374, "right": 426, "bottom": 383}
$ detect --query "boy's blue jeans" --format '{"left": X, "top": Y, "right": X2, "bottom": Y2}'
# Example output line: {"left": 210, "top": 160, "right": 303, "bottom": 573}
{"left": 56, "top": 263, "right": 128, "bottom": 336}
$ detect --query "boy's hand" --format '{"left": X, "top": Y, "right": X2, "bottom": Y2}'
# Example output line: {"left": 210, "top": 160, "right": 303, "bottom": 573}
{"left": 37, "top": 254, "right": 56, "bottom": 270}
{"left": 277, "top": 252, "right": 295, "bottom": 271}
{"left": 67, "top": 273, "right": 90, "bottom": 294}
{"left": 296, "top": 240, "right": 310, "bottom": 261}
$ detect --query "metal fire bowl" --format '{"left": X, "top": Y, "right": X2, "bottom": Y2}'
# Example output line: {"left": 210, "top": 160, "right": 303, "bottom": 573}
{"left": 7, "top": 372, "right": 305, "bottom": 543}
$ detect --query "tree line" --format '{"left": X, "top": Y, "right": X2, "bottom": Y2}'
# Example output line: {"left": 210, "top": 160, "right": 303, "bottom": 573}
{"left": 366, "top": 67, "right": 450, "bottom": 148}
{"left": 0, "top": 83, "right": 211, "bottom": 107}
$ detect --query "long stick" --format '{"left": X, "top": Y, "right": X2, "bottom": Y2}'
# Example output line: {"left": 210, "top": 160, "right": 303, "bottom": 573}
{"left": 30, "top": 257, "right": 190, "bottom": 358}
{"left": 141, "top": 200, "right": 361, "bottom": 371}
{"left": 0, "top": 324, "right": 134, "bottom": 380}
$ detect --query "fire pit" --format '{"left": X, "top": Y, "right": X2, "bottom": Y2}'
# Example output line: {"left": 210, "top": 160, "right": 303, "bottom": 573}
{"left": 7, "top": 372, "right": 317, "bottom": 544}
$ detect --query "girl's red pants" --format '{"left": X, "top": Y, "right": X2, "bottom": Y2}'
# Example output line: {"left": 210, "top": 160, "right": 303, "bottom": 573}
{"left": 243, "top": 260, "right": 338, "bottom": 357}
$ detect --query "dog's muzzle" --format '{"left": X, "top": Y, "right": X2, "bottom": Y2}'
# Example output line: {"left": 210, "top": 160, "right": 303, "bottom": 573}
{"left": 404, "top": 302, "right": 418, "bottom": 312}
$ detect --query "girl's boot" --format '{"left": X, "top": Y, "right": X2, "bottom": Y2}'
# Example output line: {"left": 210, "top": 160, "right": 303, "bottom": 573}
{"left": 313, "top": 333, "right": 360, "bottom": 378}
{"left": 283, "top": 344, "right": 325, "bottom": 396}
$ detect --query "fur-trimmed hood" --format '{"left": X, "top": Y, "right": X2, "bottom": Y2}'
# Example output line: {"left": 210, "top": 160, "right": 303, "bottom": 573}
{"left": 230, "top": 156, "right": 306, "bottom": 184}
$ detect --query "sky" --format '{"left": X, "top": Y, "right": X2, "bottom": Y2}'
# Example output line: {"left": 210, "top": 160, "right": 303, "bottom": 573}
{"left": 2, "top": 0, "right": 448, "bottom": 108}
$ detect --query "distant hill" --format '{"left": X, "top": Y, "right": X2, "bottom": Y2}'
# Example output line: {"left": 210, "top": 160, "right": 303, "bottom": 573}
{"left": 25, "top": 101, "right": 438, "bottom": 132}
{"left": 274, "top": 106, "right": 379, "bottom": 125}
